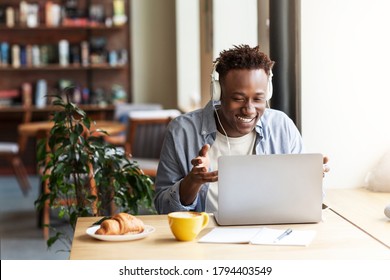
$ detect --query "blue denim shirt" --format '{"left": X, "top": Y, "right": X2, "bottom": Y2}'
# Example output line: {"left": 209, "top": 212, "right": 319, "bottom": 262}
{"left": 154, "top": 101, "right": 304, "bottom": 214}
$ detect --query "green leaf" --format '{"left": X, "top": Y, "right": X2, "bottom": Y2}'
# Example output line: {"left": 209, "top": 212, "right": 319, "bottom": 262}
{"left": 83, "top": 118, "right": 91, "bottom": 129}
{"left": 75, "top": 107, "right": 87, "bottom": 119}
{"left": 75, "top": 123, "right": 84, "bottom": 135}
{"left": 47, "top": 232, "right": 61, "bottom": 248}
{"left": 52, "top": 99, "right": 65, "bottom": 107}
{"left": 70, "top": 132, "right": 78, "bottom": 145}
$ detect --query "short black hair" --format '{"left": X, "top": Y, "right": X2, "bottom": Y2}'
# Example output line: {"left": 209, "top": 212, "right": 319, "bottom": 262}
{"left": 214, "top": 45, "right": 274, "bottom": 80}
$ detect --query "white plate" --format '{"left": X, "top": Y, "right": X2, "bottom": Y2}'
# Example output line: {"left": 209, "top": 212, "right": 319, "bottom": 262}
{"left": 86, "top": 225, "right": 155, "bottom": 241}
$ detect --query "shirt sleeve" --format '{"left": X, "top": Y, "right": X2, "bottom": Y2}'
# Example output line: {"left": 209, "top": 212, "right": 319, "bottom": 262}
{"left": 287, "top": 117, "right": 305, "bottom": 153}
{"left": 154, "top": 121, "right": 200, "bottom": 214}
{"left": 154, "top": 180, "right": 199, "bottom": 214}
{"left": 258, "top": 109, "right": 305, "bottom": 155}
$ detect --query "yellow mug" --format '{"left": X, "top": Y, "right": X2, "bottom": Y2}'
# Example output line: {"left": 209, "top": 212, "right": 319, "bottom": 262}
{"left": 168, "top": 211, "right": 209, "bottom": 241}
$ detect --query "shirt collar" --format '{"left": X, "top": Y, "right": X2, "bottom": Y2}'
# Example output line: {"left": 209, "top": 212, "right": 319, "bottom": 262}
{"left": 200, "top": 101, "right": 218, "bottom": 137}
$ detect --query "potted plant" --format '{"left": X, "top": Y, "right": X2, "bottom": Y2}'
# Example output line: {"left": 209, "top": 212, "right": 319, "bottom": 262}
{"left": 35, "top": 88, "right": 155, "bottom": 250}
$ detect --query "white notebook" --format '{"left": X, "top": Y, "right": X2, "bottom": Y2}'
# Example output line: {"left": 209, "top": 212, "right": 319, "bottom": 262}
{"left": 198, "top": 227, "right": 316, "bottom": 246}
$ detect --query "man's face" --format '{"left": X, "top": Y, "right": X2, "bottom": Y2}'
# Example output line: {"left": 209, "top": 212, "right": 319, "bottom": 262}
{"left": 218, "top": 69, "right": 268, "bottom": 137}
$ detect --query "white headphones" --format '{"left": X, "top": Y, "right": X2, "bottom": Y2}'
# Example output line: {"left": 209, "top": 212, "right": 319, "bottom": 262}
{"left": 210, "top": 62, "right": 273, "bottom": 102}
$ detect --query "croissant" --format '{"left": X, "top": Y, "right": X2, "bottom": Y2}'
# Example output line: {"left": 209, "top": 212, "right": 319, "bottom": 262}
{"left": 95, "top": 213, "right": 144, "bottom": 235}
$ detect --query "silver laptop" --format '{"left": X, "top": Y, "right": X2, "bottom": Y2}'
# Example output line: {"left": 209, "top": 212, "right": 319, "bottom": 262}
{"left": 214, "top": 153, "right": 323, "bottom": 225}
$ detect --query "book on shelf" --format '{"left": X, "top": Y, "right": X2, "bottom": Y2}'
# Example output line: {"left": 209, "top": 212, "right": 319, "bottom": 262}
{"left": 35, "top": 79, "right": 47, "bottom": 108}
{"left": 21, "top": 82, "right": 32, "bottom": 107}
{"left": 0, "top": 89, "right": 19, "bottom": 106}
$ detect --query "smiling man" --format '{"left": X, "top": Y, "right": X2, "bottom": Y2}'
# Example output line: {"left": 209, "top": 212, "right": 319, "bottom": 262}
{"left": 154, "top": 45, "right": 306, "bottom": 214}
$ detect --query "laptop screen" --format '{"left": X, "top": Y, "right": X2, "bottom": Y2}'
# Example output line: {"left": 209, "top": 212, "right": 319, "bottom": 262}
{"left": 215, "top": 153, "right": 323, "bottom": 225}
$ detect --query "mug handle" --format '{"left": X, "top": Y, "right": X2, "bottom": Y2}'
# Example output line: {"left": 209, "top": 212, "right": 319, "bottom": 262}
{"left": 200, "top": 212, "right": 209, "bottom": 229}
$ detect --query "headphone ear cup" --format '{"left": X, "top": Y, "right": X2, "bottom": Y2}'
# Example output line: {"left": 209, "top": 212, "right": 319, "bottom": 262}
{"left": 266, "top": 70, "right": 273, "bottom": 101}
{"left": 211, "top": 63, "right": 221, "bottom": 101}
{"left": 266, "top": 80, "right": 273, "bottom": 100}
{"left": 212, "top": 79, "right": 221, "bottom": 101}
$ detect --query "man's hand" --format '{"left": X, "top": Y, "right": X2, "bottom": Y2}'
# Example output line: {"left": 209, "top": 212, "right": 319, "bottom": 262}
{"left": 189, "top": 144, "right": 218, "bottom": 183}
{"left": 180, "top": 144, "right": 218, "bottom": 205}
{"left": 323, "top": 156, "right": 330, "bottom": 176}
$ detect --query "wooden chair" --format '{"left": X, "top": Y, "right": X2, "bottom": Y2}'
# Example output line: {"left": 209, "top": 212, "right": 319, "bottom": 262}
{"left": 0, "top": 142, "right": 31, "bottom": 196}
{"left": 103, "top": 103, "right": 163, "bottom": 147}
{"left": 125, "top": 109, "right": 181, "bottom": 177}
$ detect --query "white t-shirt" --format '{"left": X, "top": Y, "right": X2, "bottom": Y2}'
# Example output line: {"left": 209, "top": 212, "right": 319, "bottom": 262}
{"left": 205, "top": 130, "right": 256, "bottom": 213}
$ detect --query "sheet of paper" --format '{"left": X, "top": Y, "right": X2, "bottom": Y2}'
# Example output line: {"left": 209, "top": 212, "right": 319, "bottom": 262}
{"left": 250, "top": 227, "right": 316, "bottom": 246}
{"left": 198, "top": 227, "right": 261, "bottom": 244}
{"left": 198, "top": 227, "right": 316, "bottom": 246}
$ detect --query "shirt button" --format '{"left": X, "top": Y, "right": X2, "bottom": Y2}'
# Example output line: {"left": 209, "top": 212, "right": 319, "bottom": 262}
{"left": 202, "top": 130, "right": 206, "bottom": 135}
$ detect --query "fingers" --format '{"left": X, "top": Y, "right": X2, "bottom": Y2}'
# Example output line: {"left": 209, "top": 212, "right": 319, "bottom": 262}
{"left": 199, "top": 144, "right": 210, "bottom": 157}
{"left": 322, "top": 156, "right": 330, "bottom": 177}
{"left": 190, "top": 168, "right": 218, "bottom": 183}
{"left": 191, "top": 144, "right": 211, "bottom": 167}
{"left": 191, "top": 158, "right": 203, "bottom": 166}
{"left": 192, "top": 165, "right": 208, "bottom": 173}
{"left": 322, "top": 155, "right": 330, "bottom": 175}
{"left": 323, "top": 164, "right": 330, "bottom": 173}
{"left": 323, "top": 156, "right": 329, "bottom": 165}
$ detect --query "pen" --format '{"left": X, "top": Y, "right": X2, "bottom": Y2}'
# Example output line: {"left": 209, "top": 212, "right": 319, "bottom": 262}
{"left": 273, "top": 228, "right": 293, "bottom": 243}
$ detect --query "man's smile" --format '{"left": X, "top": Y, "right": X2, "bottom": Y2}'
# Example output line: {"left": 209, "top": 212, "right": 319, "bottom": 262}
{"left": 236, "top": 115, "right": 257, "bottom": 124}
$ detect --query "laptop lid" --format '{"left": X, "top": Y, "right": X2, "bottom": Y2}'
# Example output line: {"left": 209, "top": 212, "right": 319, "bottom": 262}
{"left": 215, "top": 153, "right": 323, "bottom": 225}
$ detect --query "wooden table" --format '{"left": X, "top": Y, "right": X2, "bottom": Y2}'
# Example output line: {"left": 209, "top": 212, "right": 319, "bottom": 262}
{"left": 69, "top": 209, "right": 390, "bottom": 260}
{"left": 18, "top": 120, "right": 126, "bottom": 153}
{"left": 324, "top": 188, "right": 390, "bottom": 248}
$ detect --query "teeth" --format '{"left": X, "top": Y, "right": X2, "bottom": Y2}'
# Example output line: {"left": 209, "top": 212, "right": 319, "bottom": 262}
{"left": 237, "top": 116, "right": 253, "bottom": 123}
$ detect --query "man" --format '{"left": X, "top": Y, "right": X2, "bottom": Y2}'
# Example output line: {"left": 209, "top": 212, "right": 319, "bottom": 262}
{"left": 154, "top": 45, "right": 328, "bottom": 214}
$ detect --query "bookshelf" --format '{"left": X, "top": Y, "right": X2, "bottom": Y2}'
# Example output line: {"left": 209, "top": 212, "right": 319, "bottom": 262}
{"left": 0, "top": 0, "right": 131, "bottom": 107}
{"left": 0, "top": 0, "right": 131, "bottom": 174}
